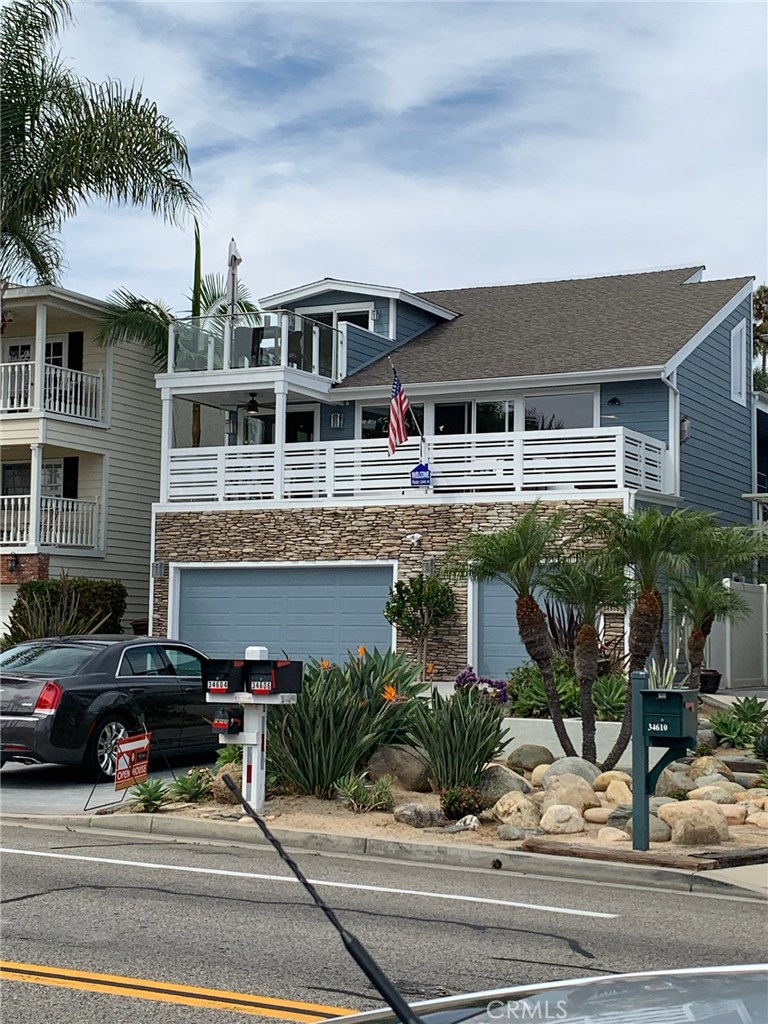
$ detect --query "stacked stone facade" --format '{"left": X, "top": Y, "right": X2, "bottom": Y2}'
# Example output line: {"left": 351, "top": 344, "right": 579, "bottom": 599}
{"left": 153, "top": 497, "right": 623, "bottom": 678}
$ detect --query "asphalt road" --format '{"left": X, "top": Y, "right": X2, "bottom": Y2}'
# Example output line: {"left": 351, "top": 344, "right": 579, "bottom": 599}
{"left": 1, "top": 821, "right": 766, "bottom": 1024}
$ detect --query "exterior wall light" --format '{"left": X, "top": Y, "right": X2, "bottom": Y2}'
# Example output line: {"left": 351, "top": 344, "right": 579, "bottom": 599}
{"left": 330, "top": 412, "right": 344, "bottom": 429}
{"left": 151, "top": 560, "right": 168, "bottom": 579}
{"left": 7, "top": 552, "right": 19, "bottom": 573}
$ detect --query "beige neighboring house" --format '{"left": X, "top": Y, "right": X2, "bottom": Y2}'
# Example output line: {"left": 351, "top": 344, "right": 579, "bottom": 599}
{"left": 0, "top": 285, "right": 161, "bottom": 632}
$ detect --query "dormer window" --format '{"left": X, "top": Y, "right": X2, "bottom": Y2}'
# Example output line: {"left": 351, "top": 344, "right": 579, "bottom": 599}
{"left": 296, "top": 302, "right": 374, "bottom": 331}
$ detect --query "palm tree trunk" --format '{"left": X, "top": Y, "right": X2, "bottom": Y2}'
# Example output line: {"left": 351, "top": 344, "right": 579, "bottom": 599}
{"left": 602, "top": 589, "right": 662, "bottom": 771}
{"left": 653, "top": 587, "right": 666, "bottom": 664}
{"left": 516, "top": 595, "right": 577, "bottom": 758}
{"left": 574, "top": 623, "right": 599, "bottom": 764}
{"left": 687, "top": 628, "right": 706, "bottom": 690}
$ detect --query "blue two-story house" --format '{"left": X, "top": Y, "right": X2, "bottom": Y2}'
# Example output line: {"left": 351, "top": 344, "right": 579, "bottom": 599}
{"left": 150, "top": 265, "right": 758, "bottom": 679}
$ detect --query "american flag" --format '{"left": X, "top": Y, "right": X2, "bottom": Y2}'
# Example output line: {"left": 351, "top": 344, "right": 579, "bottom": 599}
{"left": 388, "top": 368, "right": 410, "bottom": 456}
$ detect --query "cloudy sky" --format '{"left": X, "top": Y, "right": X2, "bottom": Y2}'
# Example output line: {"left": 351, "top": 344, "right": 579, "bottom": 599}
{"left": 53, "top": 0, "right": 768, "bottom": 310}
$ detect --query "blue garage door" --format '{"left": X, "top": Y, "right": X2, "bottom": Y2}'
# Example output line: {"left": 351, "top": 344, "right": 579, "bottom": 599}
{"left": 177, "top": 565, "right": 393, "bottom": 664}
{"left": 477, "top": 579, "right": 528, "bottom": 678}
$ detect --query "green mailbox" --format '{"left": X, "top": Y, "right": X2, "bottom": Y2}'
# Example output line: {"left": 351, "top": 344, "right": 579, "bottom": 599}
{"left": 640, "top": 689, "right": 698, "bottom": 745}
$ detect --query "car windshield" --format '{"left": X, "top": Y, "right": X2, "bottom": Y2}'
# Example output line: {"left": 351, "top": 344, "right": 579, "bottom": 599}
{"left": 367, "top": 969, "right": 768, "bottom": 1024}
{"left": 0, "top": 643, "right": 98, "bottom": 675}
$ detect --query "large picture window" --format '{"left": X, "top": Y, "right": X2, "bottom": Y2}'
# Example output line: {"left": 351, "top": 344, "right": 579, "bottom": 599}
{"left": 361, "top": 404, "right": 424, "bottom": 440}
{"left": 524, "top": 393, "right": 593, "bottom": 431}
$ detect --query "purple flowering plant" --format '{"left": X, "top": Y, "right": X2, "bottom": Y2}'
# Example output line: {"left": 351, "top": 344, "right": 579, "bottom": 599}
{"left": 454, "top": 665, "right": 509, "bottom": 706}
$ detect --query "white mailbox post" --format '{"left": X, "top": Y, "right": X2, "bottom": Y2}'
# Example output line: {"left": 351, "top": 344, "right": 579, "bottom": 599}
{"left": 204, "top": 645, "right": 300, "bottom": 813}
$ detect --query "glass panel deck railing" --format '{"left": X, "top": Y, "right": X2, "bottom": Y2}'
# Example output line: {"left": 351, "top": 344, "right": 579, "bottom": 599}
{"left": 170, "top": 311, "right": 342, "bottom": 378}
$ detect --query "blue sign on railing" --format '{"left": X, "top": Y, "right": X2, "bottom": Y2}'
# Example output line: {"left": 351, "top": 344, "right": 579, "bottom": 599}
{"left": 410, "top": 462, "right": 432, "bottom": 488}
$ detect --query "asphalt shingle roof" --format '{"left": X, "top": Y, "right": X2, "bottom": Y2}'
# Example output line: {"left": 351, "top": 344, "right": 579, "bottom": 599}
{"left": 339, "top": 267, "right": 752, "bottom": 388}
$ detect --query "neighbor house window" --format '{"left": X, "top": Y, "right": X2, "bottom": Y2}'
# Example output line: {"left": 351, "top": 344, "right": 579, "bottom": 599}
{"left": 730, "top": 319, "right": 747, "bottom": 405}
{"left": 298, "top": 305, "right": 374, "bottom": 331}
{"left": 524, "top": 392, "right": 594, "bottom": 431}
{"left": 361, "top": 404, "right": 423, "bottom": 440}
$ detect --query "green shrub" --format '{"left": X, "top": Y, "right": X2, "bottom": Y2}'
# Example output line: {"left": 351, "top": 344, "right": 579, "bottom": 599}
{"left": 668, "top": 788, "right": 691, "bottom": 802}
{"left": 2, "top": 574, "right": 127, "bottom": 649}
{"left": 267, "top": 650, "right": 421, "bottom": 799}
{"left": 695, "top": 744, "right": 714, "bottom": 758}
{"left": 215, "top": 744, "right": 243, "bottom": 769}
{"left": 507, "top": 660, "right": 580, "bottom": 718}
{"left": 754, "top": 728, "right": 768, "bottom": 763}
{"left": 169, "top": 767, "right": 213, "bottom": 803}
{"left": 731, "top": 696, "right": 768, "bottom": 728}
{"left": 335, "top": 772, "right": 394, "bottom": 813}
{"left": 592, "top": 675, "right": 627, "bottom": 722}
{"left": 131, "top": 779, "right": 170, "bottom": 812}
{"left": 440, "top": 786, "right": 489, "bottom": 821}
{"left": 408, "top": 687, "right": 505, "bottom": 791}
{"left": 710, "top": 709, "right": 763, "bottom": 749}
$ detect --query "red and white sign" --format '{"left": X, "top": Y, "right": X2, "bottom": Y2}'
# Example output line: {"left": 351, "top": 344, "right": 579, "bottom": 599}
{"left": 114, "top": 732, "right": 152, "bottom": 791}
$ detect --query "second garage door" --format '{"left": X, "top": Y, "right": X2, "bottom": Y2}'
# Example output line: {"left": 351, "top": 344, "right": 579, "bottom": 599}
{"left": 176, "top": 564, "right": 394, "bottom": 664}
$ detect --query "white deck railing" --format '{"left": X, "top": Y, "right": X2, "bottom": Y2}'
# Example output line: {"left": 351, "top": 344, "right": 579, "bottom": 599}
{"left": 165, "top": 427, "right": 668, "bottom": 505}
{"left": 0, "top": 362, "right": 103, "bottom": 420}
{"left": 0, "top": 496, "right": 99, "bottom": 548}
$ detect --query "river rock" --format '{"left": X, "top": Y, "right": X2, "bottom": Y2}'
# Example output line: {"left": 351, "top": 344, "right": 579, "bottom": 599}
{"left": 541, "top": 775, "right": 600, "bottom": 813}
{"left": 735, "top": 788, "right": 768, "bottom": 802}
{"left": 541, "top": 757, "right": 601, "bottom": 786}
{"left": 655, "top": 769, "right": 696, "bottom": 797}
{"left": 507, "top": 744, "right": 555, "bottom": 771}
{"left": 394, "top": 803, "right": 446, "bottom": 828}
{"left": 735, "top": 774, "right": 767, "bottom": 790}
{"left": 605, "top": 780, "right": 634, "bottom": 806}
{"left": 597, "top": 826, "right": 630, "bottom": 843}
{"left": 689, "top": 756, "right": 735, "bottom": 782}
{"left": 491, "top": 791, "right": 541, "bottom": 829}
{"left": 540, "top": 804, "right": 585, "bottom": 835}
{"left": 657, "top": 801, "right": 729, "bottom": 845}
{"left": 720, "top": 804, "right": 748, "bottom": 825}
{"left": 479, "top": 764, "right": 532, "bottom": 803}
{"left": 584, "top": 807, "right": 613, "bottom": 824}
{"left": 593, "top": 770, "right": 632, "bottom": 792}
{"left": 606, "top": 804, "right": 633, "bottom": 828}
{"left": 368, "top": 745, "right": 430, "bottom": 792}
{"left": 649, "top": 796, "right": 675, "bottom": 813}
{"left": 694, "top": 773, "right": 732, "bottom": 788}
{"left": 746, "top": 811, "right": 768, "bottom": 830}
{"left": 624, "top": 815, "right": 672, "bottom": 842}
{"left": 687, "top": 786, "right": 736, "bottom": 804}
{"left": 442, "top": 814, "right": 480, "bottom": 834}
{"left": 531, "top": 764, "right": 551, "bottom": 788}
{"left": 696, "top": 727, "right": 717, "bottom": 749}
{"left": 496, "top": 825, "right": 525, "bottom": 841}
{"left": 211, "top": 765, "right": 243, "bottom": 805}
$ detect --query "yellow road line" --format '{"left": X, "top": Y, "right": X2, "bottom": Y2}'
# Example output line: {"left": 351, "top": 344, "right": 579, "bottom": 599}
{"left": 0, "top": 960, "right": 355, "bottom": 1020}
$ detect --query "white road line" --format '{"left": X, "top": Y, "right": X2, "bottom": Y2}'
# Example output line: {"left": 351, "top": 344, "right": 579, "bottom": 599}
{"left": 0, "top": 847, "right": 615, "bottom": 919}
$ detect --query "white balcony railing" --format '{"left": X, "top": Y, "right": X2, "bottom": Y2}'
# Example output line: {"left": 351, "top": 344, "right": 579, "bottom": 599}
{"left": 165, "top": 427, "right": 668, "bottom": 505}
{"left": 0, "top": 496, "right": 99, "bottom": 548}
{"left": 0, "top": 362, "right": 104, "bottom": 420}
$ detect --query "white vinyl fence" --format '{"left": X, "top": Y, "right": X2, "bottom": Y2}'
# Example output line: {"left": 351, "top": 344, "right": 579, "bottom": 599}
{"left": 708, "top": 581, "right": 768, "bottom": 688}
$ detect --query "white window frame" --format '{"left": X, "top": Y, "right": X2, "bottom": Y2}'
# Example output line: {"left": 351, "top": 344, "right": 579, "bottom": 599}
{"left": 730, "top": 318, "right": 747, "bottom": 405}
{"left": 2, "top": 459, "right": 64, "bottom": 497}
{"left": 1, "top": 334, "right": 68, "bottom": 365}
{"left": 296, "top": 302, "right": 375, "bottom": 331}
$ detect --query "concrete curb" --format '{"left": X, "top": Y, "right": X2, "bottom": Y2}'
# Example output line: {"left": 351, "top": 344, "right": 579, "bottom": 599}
{"left": 2, "top": 811, "right": 765, "bottom": 900}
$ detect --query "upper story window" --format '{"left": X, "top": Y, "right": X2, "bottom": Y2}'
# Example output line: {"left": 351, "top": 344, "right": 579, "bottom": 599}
{"left": 433, "top": 394, "right": 594, "bottom": 435}
{"left": 730, "top": 319, "right": 747, "bottom": 405}
{"left": 297, "top": 303, "right": 374, "bottom": 331}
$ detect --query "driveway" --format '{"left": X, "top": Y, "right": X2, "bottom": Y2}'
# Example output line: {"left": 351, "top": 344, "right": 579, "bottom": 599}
{"left": 0, "top": 751, "right": 216, "bottom": 815}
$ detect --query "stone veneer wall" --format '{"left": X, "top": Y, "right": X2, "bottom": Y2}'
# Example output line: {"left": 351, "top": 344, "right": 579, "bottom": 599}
{"left": 153, "top": 498, "right": 622, "bottom": 678}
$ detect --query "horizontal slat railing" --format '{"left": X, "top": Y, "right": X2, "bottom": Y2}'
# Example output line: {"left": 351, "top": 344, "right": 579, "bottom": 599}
{"left": 166, "top": 427, "right": 668, "bottom": 504}
{"left": 39, "top": 497, "right": 99, "bottom": 547}
{"left": 0, "top": 496, "right": 31, "bottom": 545}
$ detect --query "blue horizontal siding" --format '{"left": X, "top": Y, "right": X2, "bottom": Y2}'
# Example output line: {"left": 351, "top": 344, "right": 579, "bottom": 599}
{"left": 677, "top": 296, "right": 753, "bottom": 524}
{"left": 600, "top": 379, "right": 669, "bottom": 443}
{"left": 345, "top": 324, "right": 397, "bottom": 375}
{"left": 396, "top": 301, "right": 440, "bottom": 344}
{"left": 319, "top": 401, "right": 355, "bottom": 441}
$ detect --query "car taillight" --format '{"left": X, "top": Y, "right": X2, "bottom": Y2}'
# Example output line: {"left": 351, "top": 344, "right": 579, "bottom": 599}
{"left": 34, "top": 681, "right": 62, "bottom": 715}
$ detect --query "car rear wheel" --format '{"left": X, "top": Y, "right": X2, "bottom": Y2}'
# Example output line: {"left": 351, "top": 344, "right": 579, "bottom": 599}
{"left": 84, "top": 716, "right": 130, "bottom": 781}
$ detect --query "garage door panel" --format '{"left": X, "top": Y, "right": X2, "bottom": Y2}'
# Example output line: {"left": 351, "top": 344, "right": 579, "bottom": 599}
{"left": 478, "top": 580, "right": 528, "bottom": 678}
{"left": 177, "top": 566, "right": 393, "bottom": 663}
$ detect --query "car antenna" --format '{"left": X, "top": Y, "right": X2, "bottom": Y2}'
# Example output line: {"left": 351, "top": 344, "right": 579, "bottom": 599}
{"left": 223, "top": 774, "right": 424, "bottom": 1024}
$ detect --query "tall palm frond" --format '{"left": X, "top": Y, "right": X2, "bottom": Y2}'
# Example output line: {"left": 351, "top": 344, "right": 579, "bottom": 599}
{"left": 93, "top": 288, "right": 174, "bottom": 366}
{"left": 193, "top": 274, "right": 260, "bottom": 321}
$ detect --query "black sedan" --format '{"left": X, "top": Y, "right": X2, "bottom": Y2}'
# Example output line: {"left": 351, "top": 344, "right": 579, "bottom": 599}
{"left": 0, "top": 636, "right": 216, "bottom": 780}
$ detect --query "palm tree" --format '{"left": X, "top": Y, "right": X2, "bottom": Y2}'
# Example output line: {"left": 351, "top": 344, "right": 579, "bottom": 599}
{"left": 754, "top": 284, "right": 768, "bottom": 374}
{"left": 671, "top": 574, "right": 749, "bottom": 690}
{"left": 582, "top": 506, "right": 718, "bottom": 770}
{"left": 545, "top": 557, "right": 631, "bottom": 764}
{"left": 443, "top": 505, "right": 578, "bottom": 758}
{"left": 1, "top": 0, "right": 202, "bottom": 284}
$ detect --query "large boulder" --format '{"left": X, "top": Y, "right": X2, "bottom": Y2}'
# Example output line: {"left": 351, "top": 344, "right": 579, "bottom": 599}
{"left": 695, "top": 772, "right": 732, "bottom": 789}
{"left": 531, "top": 764, "right": 551, "bottom": 788}
{"left": 606, "top": 804, "right": 633, "bottom": 829}
{"left": 541, "top": 774, "right": 600, "bottom": 814}
{"left": 687, "top": 786, "right": 737, "bottom": 804}
{"left": 507, "top": 744, "right": 555, "bottom": 771}
{"left": 593, "top": 770, "right": 632, "bottom": 792}
{"left": 479, "top": 764, "right": 532, "bottom": 803}
{"left": 584, "top": 807, "right": 613, "bottom": 824}
{"left": 720, "top": 804, "right": 748, "bottom": 826}
{"left": 393, "top": 803, "right": 446, "bottom": 828}
{"left": 540, "top": 804, "right": 585, "bottom": 835}
{"left": 492, "top": 791, "right": 541, "bottom": 829}
{"left": 655, "top": 768, "right": 696, "bottom": 798}
{"left": 624, "top": 815, "right": 672, "bottom": 842}
{"left": 605, "top": 780, "right": 634, "bottom": 806}
{"left": 746, "top": 811, "right": 768, "bottom": 830}
{"left": 368, "top": 745, "right": 430, "bottom": 792}
{"left": 657, "top": 801, "right": 729, "bottom": 845}
{"left": 689, "top": 756, "right": 735, "bottom": 782}
{"left": 541, "top": 757, "right": 601, "bottom": 786}
{"left": 211, "top": 765, "right": 243, "bottom": 805}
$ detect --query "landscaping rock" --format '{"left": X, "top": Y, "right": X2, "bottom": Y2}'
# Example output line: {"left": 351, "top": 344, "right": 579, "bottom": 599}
{"left": 696, "top": 727, "right": 717, "bottom": 749}
{"left": 624, "top": 815, "right": 672, "bottom": 842}
{"left": 606, "top": 804, "right": 633, "bottom": 829}
{"left": 583, "top": 807, "right": 612, "bottom": 824}
{"left": 597, "top": 826, "right": 630, "bottom": 843}
{"left": 541, "top": 774, "right": 600, "bottom": 814}
{"left": 479, "top": 764, "right": 532, "bottom": 803}
{"left": 657, "top": 801, "right": 729, "bottom": 845}
{"left": 605, "top": 780, "right": 634, "bottom": 806}
{"left": 687, "top": 786, "right": 738, "bottom": 804}
{"left": 732, "top": 772, "right": 762, "bottom": 790}
{"left": 694, "top": 773, "right": 732, "bottom": 788}
{"left": 442, "top": 814, "right": 480, "bottom": 834}
{"left": 655, "top": 769, "right": 696, "bottom": 797}
{"left": 746, "top": 811, "right": 768, "bottom": 830}
{"left": 507, "top": 744, "right": 555, "bottom": 771}
{"left": 735, "top": 788, "right": 768, "bottom": 802}
{"left": 393, "top": 803, "right": 447, "bottom": 828}
{"left": 689, "top": 756, "right": 735, "bottom": 782}
{"left": 720, "top": 804, "right": 748, "bottom": 826}
{"left": 531, "top": 764, "right": 551, "bottom": 788}
{"left": 211, "top": 765, "right": 243, "bottom": 805}
{"left": 492, "top": 791, "right": 541, "bottom": 829}
{"left": 649, "top": 797, "right": 675, "bottom": 813}
{"left": 542, "top": 757, "right": 601, "bottom": 786}
{"left": 540, "top": 804, "right": 585, "bottom": 835}
{"left": 593, "top": 770, "right": 632, "bottom": 792}
{"left": 496, "top": 825, "right": 525, "bottom": 841}
{"left": 368, "top": 745, "right": 430, "bottom": 792}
